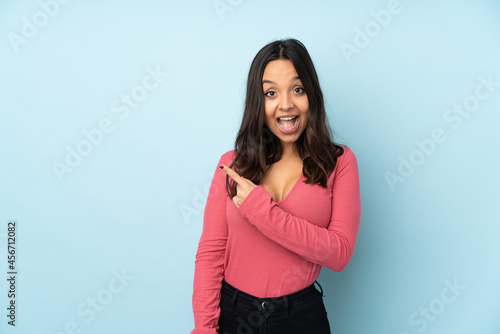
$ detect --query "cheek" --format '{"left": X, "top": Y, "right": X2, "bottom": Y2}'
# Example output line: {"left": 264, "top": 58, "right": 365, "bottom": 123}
{"left": 301, "top": 98, "right": 309, "bottom": 113}
{"left": 294, "top": 95, "right": 309, "bottom": 113}
{"left": 300, "top": 102, "right": 309, "bottom": 125}
{"left": 265, "top": 116, "right": 274, "bottom": 128}
{"left": 298, "top": 103, "right": 309, "bottom": 117}
{"left": 264, "top": 103, "right": 275, "bottom": 123}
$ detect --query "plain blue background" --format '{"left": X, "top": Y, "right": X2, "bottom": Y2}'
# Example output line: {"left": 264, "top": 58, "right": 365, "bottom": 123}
{"left": 1, "top": 0, "right": 499, "bottom": 333}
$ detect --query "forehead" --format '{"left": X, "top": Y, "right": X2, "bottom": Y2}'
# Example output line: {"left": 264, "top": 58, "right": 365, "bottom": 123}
{"left": 262, "top": 59, "right": 299, "bottom": 81}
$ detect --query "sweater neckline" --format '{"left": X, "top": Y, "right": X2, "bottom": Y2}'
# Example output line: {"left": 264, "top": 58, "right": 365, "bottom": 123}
{"left": 275, "top": 173, "right": 304, "bottom": 205}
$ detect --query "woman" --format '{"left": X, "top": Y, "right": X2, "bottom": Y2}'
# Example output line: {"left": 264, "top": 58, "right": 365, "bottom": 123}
{"left": 191, "top": 38, "right": 361, "bottom": 334}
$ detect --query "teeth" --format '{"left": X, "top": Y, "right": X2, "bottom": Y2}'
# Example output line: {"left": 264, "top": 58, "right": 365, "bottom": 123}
{"left": 277, "top": 116, "right": 299, "bottom": 130}
{"left": 278, "top": 116, "right": 297, "bottom": 120}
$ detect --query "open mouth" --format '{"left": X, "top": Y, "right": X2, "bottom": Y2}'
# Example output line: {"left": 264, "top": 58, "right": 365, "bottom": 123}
{"left": 277, "top": 115, "right": 298, "bottom": 130}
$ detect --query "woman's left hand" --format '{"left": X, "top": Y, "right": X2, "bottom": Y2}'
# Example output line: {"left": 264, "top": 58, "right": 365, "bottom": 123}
{"left": 219, "top": 164, "right": 258, "bottom": 209}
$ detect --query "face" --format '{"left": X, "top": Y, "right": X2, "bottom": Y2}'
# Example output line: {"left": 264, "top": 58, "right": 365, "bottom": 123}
{"left": 262, "top": 59, "right": 308, "bottom": 152}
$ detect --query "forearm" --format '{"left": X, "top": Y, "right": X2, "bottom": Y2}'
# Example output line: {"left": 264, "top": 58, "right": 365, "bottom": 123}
{"left": 237, "top": 185, "right": 360, "bottom": 271}
{"left": 191, "top": 152, "right": 230, "bottom": 334}
{"left": 237, "top": 148, "right": 361, "bottom": 272}
{"left": 191, "top": 241, "right": 225, "bottom": 333}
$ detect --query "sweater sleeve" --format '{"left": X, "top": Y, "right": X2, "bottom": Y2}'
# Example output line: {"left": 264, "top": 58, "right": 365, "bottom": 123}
{"left": 237, "top": 147, "right": 361, "bottom": 272}
{"left": 191, "top": 153, "right": 229, "bottom": 334}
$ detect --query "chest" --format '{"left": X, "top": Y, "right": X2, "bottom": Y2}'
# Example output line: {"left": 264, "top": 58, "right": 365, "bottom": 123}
{"left": 227, "top": 167, "right": 333, "bottom": 229}
{"left": 261, "top": 159, "right": 304, "bottom": 203}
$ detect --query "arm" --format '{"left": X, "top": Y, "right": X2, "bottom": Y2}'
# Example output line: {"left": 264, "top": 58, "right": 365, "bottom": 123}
{"left": 191, "top": 153, "right": 229, "bottom": 334}
{"left": 237, "top": 147, "right": 361, "bottom": 272}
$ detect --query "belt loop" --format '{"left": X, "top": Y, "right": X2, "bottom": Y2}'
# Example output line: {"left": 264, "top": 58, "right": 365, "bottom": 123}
{"left": 314, "top": 280, "right": 324, "bottom": 297}
{"left": 229, "top": 289, "right": 239, "bottom": 312}
{"left": 283, "top": 296, "right": 289, "bottom": 318}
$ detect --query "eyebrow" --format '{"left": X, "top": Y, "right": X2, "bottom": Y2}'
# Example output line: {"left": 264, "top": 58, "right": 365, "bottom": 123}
{"left": 262, "top": 76, "right": 301, "bottom": 84}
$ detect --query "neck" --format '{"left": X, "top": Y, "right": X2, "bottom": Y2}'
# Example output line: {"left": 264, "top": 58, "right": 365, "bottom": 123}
{"left": 281, "top": 141, "right": 299, "bottom": 159}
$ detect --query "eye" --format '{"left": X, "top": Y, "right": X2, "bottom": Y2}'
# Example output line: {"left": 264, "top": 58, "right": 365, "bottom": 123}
{"left": 264, "top": 91, "right": 276, "bottom": 97}
{"left": 294, "top": 87, "right": 305, "bottom": 94}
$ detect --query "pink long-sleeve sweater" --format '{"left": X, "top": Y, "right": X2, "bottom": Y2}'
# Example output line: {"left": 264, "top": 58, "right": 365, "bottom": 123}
{"left": 191, "top": 146, "right": 361, "bottom": 334}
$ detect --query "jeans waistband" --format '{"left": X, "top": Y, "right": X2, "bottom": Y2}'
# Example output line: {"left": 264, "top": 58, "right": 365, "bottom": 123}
{"left": 220, "top": 279, "right": 324, "bottom": 318}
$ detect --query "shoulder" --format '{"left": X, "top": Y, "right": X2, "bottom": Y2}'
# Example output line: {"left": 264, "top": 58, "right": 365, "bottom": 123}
{"left": 329, "top": 145, "right": 359, "bottom": 183}
{"left": 337, "top": 145, "right": 357, "bottom": 165}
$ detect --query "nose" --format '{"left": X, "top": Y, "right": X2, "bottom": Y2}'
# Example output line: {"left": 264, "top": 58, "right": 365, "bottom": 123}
{"left": 279, "top": 92, "right": 294, "bottom": 110}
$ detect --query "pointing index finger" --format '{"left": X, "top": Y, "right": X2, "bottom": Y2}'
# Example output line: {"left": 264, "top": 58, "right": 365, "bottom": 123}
{"left": 219, "top": 164, "right": 244, "bottom": 185}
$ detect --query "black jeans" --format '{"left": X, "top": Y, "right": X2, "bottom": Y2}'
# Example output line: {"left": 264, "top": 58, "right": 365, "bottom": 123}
{"left": 218, "top": 279, "right": 331, "bottom": 334}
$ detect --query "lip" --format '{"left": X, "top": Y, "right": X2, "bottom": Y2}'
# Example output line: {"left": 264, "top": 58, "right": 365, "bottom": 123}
{"left": 276, "top": 114, "right": 299, "bottom": 120}
{"left": 276, "top": 115, "right": 300, "bottom": 134}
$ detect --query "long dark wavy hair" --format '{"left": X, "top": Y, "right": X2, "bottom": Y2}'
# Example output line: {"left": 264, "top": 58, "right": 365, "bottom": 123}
{"left": 226, "top": 38, "right": 345, "bottom": 199}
